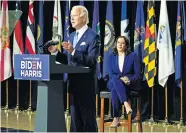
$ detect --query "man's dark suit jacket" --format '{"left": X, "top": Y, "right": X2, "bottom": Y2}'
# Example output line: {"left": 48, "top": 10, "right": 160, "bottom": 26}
{"left": 56, "top": 27, "right": 100, "bottom": 96}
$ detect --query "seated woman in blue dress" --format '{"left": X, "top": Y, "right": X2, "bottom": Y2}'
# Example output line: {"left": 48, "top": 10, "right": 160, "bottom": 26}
{"left": 108, "top": 36, "right": 141, "bottom": 127}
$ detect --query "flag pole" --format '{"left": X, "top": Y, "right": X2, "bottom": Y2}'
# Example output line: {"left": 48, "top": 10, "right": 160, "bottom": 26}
{"left": 65, "top": 81, "right": 70, "bottom": 116}
{"left": 64, "top": 0, "right": 70, "bottom": 117}
{"left": 95, "top": 76, "right": 99, "bottom": 118}
{"left": 164, "top": 83, "right": 169, "bottom": 124}
{"left": 4, "top": 80, "right": 9, "bottom": 111}
{"left": 14, "top": 80, "right": 20, "bottom": 113}
{"left": 149, "top": 87, "right": 155, "bottom": 122}
{"left": 66, "top": 92, "right": 70, "bottom": 115}
{"left": 180, "top": 80, "right": 184, "bottom": 125}
{"left": 179, "top": 1, "right": 184, "bottom": 126}
{"left": 27, "top": 80, "right": 32, "bottom": 113}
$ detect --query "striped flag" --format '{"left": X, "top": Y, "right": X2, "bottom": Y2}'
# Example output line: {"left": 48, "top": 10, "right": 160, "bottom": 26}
{"left": 134, "top": 1, "right": 145, "bottom": 63}
{"left": 121, "top": 0, "right": 129, "bottom": 38}
{"left": 0, "top": 0, "right": 12, "bottom": 81}
{"left": 92, "top": 0, "right": 101, "bottom": 79}
{"left": 52, "top": 0, "right": 62, "bottom": 51}
{"left": 37, "top": 0, "right": 44, "bottom": 54}
{"left": 25, "top": 0, "right": 35, "bottom": 54}
{"left": 157, "top": 0, "right": 174, "bottom": 87}
{"left": 103, "top": 1, "right": 115, "bottom": 78}
{"left": 13, "top": 1, "right": 24, "bottom": 68}
{"left": 175, "top": 1, "right": 183, "bottom": 88}
{"left": 143, "top": 1, "right": 156, "bottom": 87}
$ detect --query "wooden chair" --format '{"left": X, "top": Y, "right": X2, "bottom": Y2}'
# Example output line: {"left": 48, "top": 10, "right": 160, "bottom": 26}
{"left": 99, "top": 90, "right": 143, "bottom": 132}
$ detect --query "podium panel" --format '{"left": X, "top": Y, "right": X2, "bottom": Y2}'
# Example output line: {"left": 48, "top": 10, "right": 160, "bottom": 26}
{"left": 34, "top": 80, "right": 66, "bottom": 132}
{"left": 14, "top": 54, "right": 90, "bottom": 132}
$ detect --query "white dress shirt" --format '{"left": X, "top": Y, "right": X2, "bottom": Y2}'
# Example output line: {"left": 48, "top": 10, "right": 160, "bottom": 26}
{"left": 75, "top": 24, "right": 88, "bottom": 43}
{"left": 71, "top": 25, "right": 88, "bottom": 55}
{"left": 118, "top": 55, "right": 125, "bottom": 72}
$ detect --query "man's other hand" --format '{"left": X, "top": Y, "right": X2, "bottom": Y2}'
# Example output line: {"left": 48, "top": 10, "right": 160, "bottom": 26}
{"left": 62, "top": 41, "right": 74, "bottom": 53}
{"left": 48, "top": 45, "right": 58, "bottom": 53}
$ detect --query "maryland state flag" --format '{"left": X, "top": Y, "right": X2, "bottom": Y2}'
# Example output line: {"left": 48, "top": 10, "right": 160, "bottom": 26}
{"left": 143, "top": 1, "right": 156, "bottom": 87}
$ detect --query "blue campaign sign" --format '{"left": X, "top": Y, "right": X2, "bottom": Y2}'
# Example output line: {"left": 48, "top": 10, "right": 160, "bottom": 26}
{"left": 14, "top": 54, "right": 50, "bottom": 81}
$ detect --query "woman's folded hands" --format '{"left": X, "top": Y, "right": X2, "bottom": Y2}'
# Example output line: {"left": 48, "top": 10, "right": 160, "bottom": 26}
{"left": 120, "top": 76, "right": 130, "bottom": 85}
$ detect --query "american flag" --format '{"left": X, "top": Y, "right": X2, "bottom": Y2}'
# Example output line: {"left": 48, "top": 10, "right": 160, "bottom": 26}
{"left": 13, "top": 1, "right": 24, "bottom": 68}
{"left": 25, "top": 0, "right": 35, "bottom": 54}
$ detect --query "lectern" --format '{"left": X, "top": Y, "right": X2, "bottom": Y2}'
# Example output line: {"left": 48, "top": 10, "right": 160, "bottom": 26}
{"left": 14, "top": 54, "right": 90, "bottom": 132}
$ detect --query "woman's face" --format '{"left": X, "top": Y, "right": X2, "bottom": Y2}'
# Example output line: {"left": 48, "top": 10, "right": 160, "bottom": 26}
{"left": 116, "top": 37, "right": 126, "bottom": 53}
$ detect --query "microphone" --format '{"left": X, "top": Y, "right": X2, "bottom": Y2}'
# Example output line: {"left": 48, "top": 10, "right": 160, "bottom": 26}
{"left": 43, "top": 40, "right": 59, "bottom": 48}
{"left": 40, "top": 40, "right": 60, "bottom": 54}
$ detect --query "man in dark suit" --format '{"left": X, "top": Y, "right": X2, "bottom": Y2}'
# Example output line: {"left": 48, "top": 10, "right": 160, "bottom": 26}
{"left": 48, "top": 5, "right": 100, "bottom": 132}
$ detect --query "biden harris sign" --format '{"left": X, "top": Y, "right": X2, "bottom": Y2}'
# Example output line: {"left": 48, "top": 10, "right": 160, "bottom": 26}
{"left": 14, "top": 54, "right": 50, "bottom": 81}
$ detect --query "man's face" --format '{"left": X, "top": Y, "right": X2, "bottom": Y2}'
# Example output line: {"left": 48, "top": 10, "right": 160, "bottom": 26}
{"left": 70, "top": 8, "right": 85, "bottom": 30}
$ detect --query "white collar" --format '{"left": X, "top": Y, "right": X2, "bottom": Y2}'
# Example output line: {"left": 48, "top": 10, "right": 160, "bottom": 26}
{"left": 76, "top": 25, "right": 88, "bottom": 39}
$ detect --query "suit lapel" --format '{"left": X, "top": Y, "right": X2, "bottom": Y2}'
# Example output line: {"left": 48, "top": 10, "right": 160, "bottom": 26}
{"left": 115, "top": 55, "right": 121, "bottom": 73}
{"left": 67, "top": 33, "right": 75, "bottom": 64}
{"left": 75, "top": 28, "right": 89, "bottom": 49}
{"left": 69, "top": 32, "right": 75, "bottom": 44}
{"left": 123, "top": 54, "right": 129, "bottom": 72}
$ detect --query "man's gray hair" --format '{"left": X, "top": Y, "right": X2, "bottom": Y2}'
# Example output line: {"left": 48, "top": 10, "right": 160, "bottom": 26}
{"left": 72, "top": 5, "right": 89, "bottom": 24}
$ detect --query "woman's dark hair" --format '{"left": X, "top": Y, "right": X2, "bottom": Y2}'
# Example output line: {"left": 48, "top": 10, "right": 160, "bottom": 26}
{"left": 112, "top": 36, "right": 131, "bottom": 55}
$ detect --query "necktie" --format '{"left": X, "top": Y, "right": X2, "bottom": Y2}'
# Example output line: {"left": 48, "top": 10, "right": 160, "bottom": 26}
{"left": 69, "top": 32, "right": 79, "bottom": 66}
{"left": 73, "top": 32, "right": 79, "bottom": 48}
